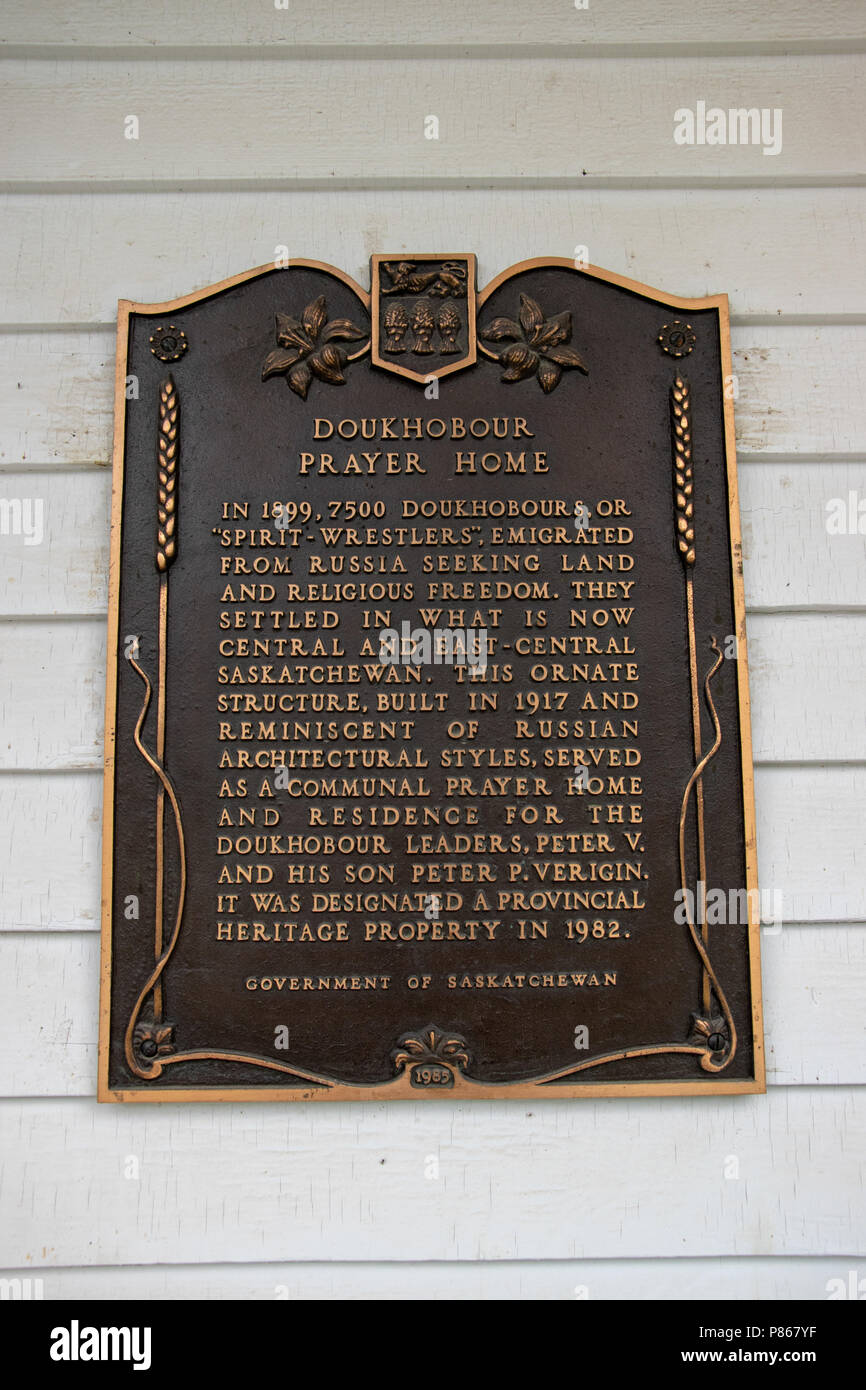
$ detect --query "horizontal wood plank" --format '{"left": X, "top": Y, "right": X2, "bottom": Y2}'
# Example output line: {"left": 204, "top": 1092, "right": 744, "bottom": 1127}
{"left": 1, "top": 934, "right": 96, "bottom": 1095}
{"left": 4, "top": 325, "right": 865, "bottom": 468}
{"left": 3, "top": 1, "right": 865, "bottom": 53}
{"left": 762, "top": 927, "right": 866, "bottom": 1085}
{"left": 733, "top": 328, "right": 866, "bottom": 457}
{"left": 1, "top": 1088, "right": 863, "bottom": 1264}
{"left": 1, "top": 765, "right": 861, "bottom": 932}
{"left": 3, "top": 613, "right": 864, "bottom": 772}
{"left": 0, "top": 57, "right": 862, "bottom": 187}
{"left": 0, "top": 471, "right": 110, "bottom": 616}
{"left": 0, "top": 1256, "right": 853, "bottom": 1300}
{"left": 754, "top": 767, "right": 866, "bottom": 924}
{"left": 0, "top": 773, "right": 103, "bottom": 931}
{"left": 747, "top": 614, "right": 866, "bottom": 762}
{"left": 0, "top": 334, "right": 115, "bottom": 466}
{"left": 1, "top": 190, "right": 863, "bottom": 326}
{"left": 0, "top": 619, "right": 107, "bottom": 770}
{"left": 738, "top": 462, "right": 866, "bottom": 610}
{"left": 2, "top": 926, "right": 862, "bottom": 1097}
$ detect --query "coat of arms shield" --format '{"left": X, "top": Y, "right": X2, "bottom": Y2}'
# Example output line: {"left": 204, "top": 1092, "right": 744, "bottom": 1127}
{"left": 370, "top": 253, "right": 477, "bottom": 382}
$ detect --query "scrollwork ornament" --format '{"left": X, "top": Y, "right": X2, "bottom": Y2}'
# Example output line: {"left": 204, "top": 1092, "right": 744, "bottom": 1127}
{"left": 392, "top": 1025, "right": 471, "bottom": 1075}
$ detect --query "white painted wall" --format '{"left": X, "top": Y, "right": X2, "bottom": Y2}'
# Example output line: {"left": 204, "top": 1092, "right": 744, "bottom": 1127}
{"left": 1, "top": 1, "right": 864, "bottom": 1301}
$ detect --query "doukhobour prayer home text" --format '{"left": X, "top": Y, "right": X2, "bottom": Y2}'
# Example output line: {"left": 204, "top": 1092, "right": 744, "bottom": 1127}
{"left": 98, "top": 255, "right": 764, "bottom": 1102}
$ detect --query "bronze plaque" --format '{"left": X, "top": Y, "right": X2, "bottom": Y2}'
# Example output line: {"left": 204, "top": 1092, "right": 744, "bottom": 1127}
{"left": 98, "top": 255, "right": 764, "bottom": 1101}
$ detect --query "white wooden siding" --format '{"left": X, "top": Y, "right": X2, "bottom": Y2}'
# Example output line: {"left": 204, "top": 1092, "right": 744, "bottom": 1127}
{"left": 4, "top": 1, "right": 865, "bottom": 52}
{"left": 2, "top": 56, "right": 862, "bottom": 186}
{"left": 0, "top": 1259, "right": 857, "bottom": 1302}
{"left": 2, "top": 191, "right": 864, "bottom": 325}
{"left": 1, "top": 1090, "right": 863, "bottom": 1264}
{"left": 0, "top": 2, "right": 863, "bottom": 1300}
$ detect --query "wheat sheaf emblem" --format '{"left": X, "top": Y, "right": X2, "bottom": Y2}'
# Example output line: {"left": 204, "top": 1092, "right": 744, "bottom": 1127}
{"left": 156, "top": 375, "right": 179, "bottom": 572}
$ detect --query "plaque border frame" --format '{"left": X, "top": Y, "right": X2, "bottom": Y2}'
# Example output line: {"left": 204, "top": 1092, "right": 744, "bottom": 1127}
{"left": 98, "top": 257, "right": 765, "bottom": 1103}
